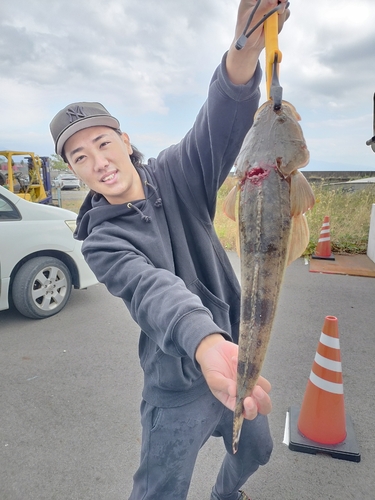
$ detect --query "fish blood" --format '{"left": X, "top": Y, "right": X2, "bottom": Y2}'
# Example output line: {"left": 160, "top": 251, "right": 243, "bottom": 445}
{"left": 244, "top": 166, "right": 271, "bottom": 187}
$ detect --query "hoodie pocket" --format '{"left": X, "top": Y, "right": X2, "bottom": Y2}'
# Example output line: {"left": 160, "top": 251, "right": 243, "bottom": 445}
{"left": 188, "top": 278, "right": 232, "bottom": 335}
{"left": 155, "top": 349, "right": 202, "bottom": 391}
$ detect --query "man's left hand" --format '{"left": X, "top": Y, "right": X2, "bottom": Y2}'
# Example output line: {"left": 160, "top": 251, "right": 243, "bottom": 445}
{"left": 195, "top": 334, "right": 272, "bottom": 419}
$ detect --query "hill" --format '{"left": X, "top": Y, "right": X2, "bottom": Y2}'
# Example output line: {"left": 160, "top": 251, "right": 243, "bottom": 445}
{"left": 303, "top": 171, "right": 375, "bottom": 183}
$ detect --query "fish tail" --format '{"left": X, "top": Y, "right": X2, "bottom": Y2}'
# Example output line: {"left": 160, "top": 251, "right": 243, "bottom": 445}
{"left": 232, "top": 399, "right": 244, "bottom": 454}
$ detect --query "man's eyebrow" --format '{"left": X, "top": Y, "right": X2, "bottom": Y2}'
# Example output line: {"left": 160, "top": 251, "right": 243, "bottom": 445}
{"left": 93, "top": 133, "right": 110, "bottom": 144}
{"left": 70, "top": 145, "right": 84, "bottom": 157}
{"left": 69, "top": 133, "right": 111, "bottom": 157}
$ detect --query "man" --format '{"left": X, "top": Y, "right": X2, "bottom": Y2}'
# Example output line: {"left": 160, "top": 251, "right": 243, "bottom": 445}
{"left": 50, "top": 1, "right": 289, "bottom": 498}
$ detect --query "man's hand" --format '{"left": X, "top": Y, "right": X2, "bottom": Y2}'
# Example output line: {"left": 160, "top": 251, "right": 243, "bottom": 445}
{"left": 227, "top": 0, "right": 290, "bottom": 85}
{"left": 195, "top": 334, "right": 272, "bottom": 420}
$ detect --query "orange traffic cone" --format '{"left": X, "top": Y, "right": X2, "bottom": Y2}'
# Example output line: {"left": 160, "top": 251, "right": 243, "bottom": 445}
{"left": 297, "top": 316, "right": 345, "bottom": 444}
{"left": 288, "top": 316, "right": 360, "bottom": 462}
{"left": 312, "top": 215, "right": 335, "bottom": 260}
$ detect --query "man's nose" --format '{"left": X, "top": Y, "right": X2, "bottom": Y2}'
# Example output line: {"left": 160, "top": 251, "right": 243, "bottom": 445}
{"left": 93, "top": 153, "right": 109, "bottom": 171}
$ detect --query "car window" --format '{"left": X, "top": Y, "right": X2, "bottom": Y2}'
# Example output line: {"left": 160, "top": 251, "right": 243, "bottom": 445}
{"left": 0, "top": 194, "right": 22, "bottom": 220}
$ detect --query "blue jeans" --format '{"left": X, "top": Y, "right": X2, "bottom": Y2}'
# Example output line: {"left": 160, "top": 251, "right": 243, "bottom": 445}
{"left": 129, "top": 390, "right": 273, "bottom": 500}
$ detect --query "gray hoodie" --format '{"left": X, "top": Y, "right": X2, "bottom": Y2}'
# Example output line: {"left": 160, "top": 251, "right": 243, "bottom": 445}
{"left": 74, "top": 54, "right": 262, "bottom": 408}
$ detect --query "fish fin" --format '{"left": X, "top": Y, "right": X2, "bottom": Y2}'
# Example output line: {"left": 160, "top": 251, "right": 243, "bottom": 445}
{"left": 223, "top": 185, "right": 238, "bottom": 221}
{"left": 287, "top": 213, "right": 310, "bottom": 265}
{"left": 290, "top": 171, "right": 315, "bottom": 216}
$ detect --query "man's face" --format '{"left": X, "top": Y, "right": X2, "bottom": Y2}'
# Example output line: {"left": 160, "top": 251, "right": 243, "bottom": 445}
{"left": 64, "top": 126, "right": 144, "bottom": 205}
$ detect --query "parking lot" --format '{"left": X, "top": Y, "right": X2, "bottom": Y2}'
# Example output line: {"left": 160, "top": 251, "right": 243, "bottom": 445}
{"left": 1, "top": 255, "right": 375, "bottom": 499}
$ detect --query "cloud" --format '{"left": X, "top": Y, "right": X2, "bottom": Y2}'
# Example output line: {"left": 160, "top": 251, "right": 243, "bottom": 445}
{"left": 0, "top": 0, "right": 374, "bottom": 168}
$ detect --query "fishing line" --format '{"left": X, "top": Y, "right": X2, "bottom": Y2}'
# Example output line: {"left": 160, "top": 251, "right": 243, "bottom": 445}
{"left": 235, "top": 1, "right": 290, "bottom": 50}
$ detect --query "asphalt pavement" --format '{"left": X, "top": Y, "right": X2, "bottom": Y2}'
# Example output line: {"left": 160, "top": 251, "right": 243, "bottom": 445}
{"left": 1, "top": 253, "right": 374, "bottom": 500}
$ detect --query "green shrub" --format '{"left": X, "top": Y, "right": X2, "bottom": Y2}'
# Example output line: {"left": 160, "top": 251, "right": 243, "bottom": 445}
{"left": 214, "top": 179, "right": 375, "bottom": 255}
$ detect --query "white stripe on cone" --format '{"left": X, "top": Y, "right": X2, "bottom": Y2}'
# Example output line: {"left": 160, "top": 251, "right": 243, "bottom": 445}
{"left": 320, "top": 332, "right": 340, "bottom": 349}
{"left": 308, "top": 331, "right": 343, "bottom": 395}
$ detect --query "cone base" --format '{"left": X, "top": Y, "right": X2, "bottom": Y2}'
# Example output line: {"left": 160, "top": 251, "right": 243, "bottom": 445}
{"left": 311, "top": 253, "right": 335, "bottom": 261}
{"left": 288, "top": 406, "right": 361, "bottom": 463}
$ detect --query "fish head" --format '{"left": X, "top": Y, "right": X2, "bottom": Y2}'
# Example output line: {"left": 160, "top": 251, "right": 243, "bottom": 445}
{"left": 271, "top": 100, "right": 310, "bottom": 177}
{"left": 235, "top": 100, "right": 310, "bottom": 180}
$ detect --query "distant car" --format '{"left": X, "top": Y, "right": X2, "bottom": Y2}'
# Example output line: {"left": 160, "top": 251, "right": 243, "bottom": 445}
{"left": 53, "top": 173, "right": 81, "bottom": 190}
{"left": 0, "top": 186, "right": 98, "bottom": 319}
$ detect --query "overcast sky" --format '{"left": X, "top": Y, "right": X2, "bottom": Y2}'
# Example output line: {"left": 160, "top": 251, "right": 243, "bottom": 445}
{"left": 1, "top": 0, "right": 375, "bottom": 171}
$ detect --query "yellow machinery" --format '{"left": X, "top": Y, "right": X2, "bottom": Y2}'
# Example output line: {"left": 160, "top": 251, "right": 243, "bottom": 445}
{"left": 0, "top": 151, "right": 52, "bottom": 204}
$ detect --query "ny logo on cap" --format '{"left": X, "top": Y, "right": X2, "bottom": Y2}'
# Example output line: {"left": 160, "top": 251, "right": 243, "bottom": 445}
{"left": 66, "top": 105, "right": 86, "bottom": 123}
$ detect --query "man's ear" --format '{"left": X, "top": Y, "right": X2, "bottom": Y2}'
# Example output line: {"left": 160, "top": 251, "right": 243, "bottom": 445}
{"left": 121, "top": 132, "right": 133, "bottom": 155}
{"left": 68, "top": 164, "right": 79, "bottom": 179}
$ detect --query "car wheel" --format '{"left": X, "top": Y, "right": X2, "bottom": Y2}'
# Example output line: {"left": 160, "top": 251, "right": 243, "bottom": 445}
{"left": 12, "top": 257, "right": 72, "bottom": 319}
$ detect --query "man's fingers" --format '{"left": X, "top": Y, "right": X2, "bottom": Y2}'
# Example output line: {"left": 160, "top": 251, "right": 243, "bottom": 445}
{"left": 243, "top": 385, "right": 272, "bottom": 419}
{"left": 206, "top": 371, "right": 237, "bottom": 399}
{"left": 278, "top": 8, "right": 290, "bottom": 33}
{"left": 256, "top": 375, "right": 271, "bottom": 394}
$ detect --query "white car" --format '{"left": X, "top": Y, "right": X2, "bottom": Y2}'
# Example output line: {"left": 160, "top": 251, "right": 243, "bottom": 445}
{"left": 0, "top": 186, "right": 98, "bottom": 319}
{"left": 53, "top": 173, "right": 81, "bottom": 190}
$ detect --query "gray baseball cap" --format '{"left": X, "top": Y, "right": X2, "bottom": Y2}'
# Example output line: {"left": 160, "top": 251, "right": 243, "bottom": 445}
{"left": 50, "top": 102, "right": 120, "bottom": 156}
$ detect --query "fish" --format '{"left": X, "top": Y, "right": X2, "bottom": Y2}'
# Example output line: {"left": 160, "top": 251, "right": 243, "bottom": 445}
{"left": 223, "top": 99, "right": 315, "bottom": 454}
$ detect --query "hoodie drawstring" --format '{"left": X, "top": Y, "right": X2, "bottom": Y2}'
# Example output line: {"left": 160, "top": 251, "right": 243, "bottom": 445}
{"left": 127, "top": 203, "right": 151, "bottom": 222}
{"left": 125, "top": 178, "right": 162, "bottom": 222}
{"left": 145, "top": 181, "right": 163, "bottom": 207}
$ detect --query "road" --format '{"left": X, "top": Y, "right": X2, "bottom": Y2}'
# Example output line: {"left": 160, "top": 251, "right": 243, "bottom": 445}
{"left": 1, "top": 255, "right": 374, "bottom": 500}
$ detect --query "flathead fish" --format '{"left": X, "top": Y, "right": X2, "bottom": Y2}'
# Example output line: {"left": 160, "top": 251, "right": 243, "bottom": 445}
{"left": 224, "top": 100, "right": 315, "bottom": 453}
